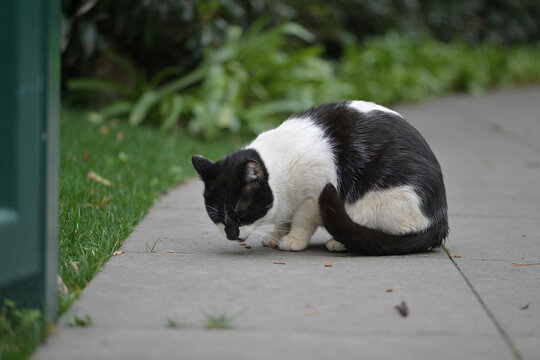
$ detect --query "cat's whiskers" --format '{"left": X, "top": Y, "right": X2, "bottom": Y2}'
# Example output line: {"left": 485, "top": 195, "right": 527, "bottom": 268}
{"left": 234, "top": 199, "right": 242, "bottom": 214}
{"left": 205, "top": 205, "right": 218, "bottom": 213}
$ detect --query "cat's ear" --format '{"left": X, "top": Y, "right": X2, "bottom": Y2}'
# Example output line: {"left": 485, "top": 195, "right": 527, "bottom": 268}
{"left": 244, "top": 160, "right": 265, "bottom": 183}
{"left": 192, "top": 155, "right": 214, "bottom": 179}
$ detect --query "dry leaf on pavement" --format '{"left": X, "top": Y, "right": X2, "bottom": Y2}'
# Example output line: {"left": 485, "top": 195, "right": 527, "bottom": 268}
{"left": 395, "top": 301, "right": 409, "bottom": 317}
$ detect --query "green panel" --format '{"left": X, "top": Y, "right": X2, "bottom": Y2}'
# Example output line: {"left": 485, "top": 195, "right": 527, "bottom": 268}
{"left": 44, "top": 0, "right": 61, "bottom": 321}
{"left": 0, "top": 0, "right": 59, "bottom": 320}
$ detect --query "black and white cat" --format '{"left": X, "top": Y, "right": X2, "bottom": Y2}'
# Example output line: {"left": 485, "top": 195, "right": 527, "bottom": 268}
{"left": 192, "top": 101, "right": 448, "bottom": 255}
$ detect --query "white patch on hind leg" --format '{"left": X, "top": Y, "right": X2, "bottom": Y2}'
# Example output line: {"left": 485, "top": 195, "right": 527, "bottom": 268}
{"left": 326, "top": 238, "right": 347, "bottom": 252}
{"left": 345, "top": 185, "right": 430, "bottom": 235}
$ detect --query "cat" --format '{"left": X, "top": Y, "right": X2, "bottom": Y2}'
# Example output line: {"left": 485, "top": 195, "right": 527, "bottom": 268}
{"left": 191, "top": 101, "right": 448, "bottom": 255}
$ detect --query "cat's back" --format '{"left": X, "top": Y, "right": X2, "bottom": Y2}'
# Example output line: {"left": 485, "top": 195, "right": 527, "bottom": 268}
{"left": 301, "top": 100, "right": 446, "bottom": 221}
{"left": 248, "top": 114, "right": 335, "bottom": 164}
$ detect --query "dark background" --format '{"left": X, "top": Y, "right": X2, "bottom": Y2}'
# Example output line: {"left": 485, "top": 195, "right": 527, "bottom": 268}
{"left": 62, "top": 0, "right": 540, "bottom": 84}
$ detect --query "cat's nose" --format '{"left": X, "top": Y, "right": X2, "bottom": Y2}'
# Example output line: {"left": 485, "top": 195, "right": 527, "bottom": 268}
{"left": 225, "top": 225, "right": 239, "bottom": 240}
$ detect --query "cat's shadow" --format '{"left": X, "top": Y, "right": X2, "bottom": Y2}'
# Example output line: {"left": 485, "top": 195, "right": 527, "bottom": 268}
{"left": 216, "top": 242, "right": 354, "bottom": 258}
{"left": 214, "top": 242, "right": 441, "bottom": 259}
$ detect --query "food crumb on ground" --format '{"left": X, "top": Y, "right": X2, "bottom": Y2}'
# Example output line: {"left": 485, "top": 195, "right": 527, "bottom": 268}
{"left": 324, "top": 263, "right": 333, "bottom": 267}
{"left": 386, "top": 287, "right": 393, "bottom": 293}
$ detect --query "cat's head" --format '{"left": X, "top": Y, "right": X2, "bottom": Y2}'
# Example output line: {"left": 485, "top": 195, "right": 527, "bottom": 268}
{"left": 191, "top": 149, "right": 273, "bottom": 241}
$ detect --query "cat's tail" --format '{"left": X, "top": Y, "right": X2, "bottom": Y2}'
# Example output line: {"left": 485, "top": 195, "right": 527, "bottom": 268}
{"left": 318, "top": 184, "right": 448, "bottom": 255}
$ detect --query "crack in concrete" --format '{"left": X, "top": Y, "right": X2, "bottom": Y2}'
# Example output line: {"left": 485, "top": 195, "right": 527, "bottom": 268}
{"left": 442, "top": 245, "right": 523, "bottom": 360}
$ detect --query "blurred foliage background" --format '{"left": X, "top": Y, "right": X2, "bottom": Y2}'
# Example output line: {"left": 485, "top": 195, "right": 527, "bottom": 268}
{"left": 62, "top": 0, "right": 540, "bottom": 138}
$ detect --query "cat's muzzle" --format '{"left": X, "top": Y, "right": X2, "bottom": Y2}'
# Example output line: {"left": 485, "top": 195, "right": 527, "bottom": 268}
{"left": 225, "top": 225, "right": 240, "bottom": 240}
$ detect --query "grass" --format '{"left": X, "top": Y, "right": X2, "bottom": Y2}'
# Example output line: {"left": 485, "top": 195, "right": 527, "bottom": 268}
{"left": 57, "top": 109, "right": 246, "bottom": 313}
{"left": 0, "top": 300, "right": 47, "bottom": 360}
{"left": 203, "top": 312, "right": 238, "bottom": 330}
{"left": 144, "top": 238, "right": 160, "bottom": 253}
{"left": 2, "top": 109, "right": 245, "bottom": 360}
{"left": 67, "top": 314, "right": 93, "bottom": 327}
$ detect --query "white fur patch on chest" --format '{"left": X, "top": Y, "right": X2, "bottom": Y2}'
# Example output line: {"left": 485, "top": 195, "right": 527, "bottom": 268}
{"left": 248, "top": 117, "right": 337, "bottom": 222}
{"left": 345, "top": 185, "right": 430, "bottom": 235}
{"left": 348, "top": 100, "right": 403, "bottom": 118}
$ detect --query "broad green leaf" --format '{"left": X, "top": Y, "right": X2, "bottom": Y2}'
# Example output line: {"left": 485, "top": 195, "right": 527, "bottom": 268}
{"left": 67, "top": 78, "right": 130, "bottom": 96}
{"left": 161, "top": 95, "right": 183, "bottom": 131}
{"left": 243, "top": 99, "right": 308, "bottom": 120}
{"left": 279, "top": 22, "right": 315, "bottom": 43}
{"left": 150, "top": 66, "right": 183, "bottom": 89}
{"left": 156, "top": 67, "right": 206, "bottom": 97}
{"left": 98, "top": 101, "right": 133, "bottom": 118}
{"left": 129, "top": 91, "right": 159, "bottom": 126}
{"left": 103, "top": 51, "right": 138, "bottom": 86}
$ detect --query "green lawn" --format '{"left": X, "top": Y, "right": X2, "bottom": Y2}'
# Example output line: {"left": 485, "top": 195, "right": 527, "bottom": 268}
{"left": 2, "top": 108, "right": 243, "bottom": 360}
{"left": 57, "top": 109, "right": 245, "bottom": 311}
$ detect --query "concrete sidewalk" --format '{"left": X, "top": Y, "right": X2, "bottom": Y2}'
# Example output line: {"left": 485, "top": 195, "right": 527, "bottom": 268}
{"left": 34, "top": 87, "right": 540, "bottom": 360}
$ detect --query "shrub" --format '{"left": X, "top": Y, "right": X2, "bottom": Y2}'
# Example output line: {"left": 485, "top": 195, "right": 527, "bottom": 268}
{"left": 67, "top": 21, "right": 350, "bottom": 138}
{"left": 62, "top": 0, "right": 540, "bottom": 82}
{"left": 68, "top": 28, "right": 540, "bottom": 137}
{"left": 337, "top": 34, "right": 540, "bottom": 105}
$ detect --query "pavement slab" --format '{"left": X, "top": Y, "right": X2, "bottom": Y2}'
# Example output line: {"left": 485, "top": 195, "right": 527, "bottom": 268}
{"left": 34, "top": 87, "right": 540, "bottom": 360}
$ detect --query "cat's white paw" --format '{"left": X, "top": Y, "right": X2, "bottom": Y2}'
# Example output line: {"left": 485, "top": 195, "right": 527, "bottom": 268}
{"left": 326, "top": 238, "right": 347, "bottom": 252}
{"left": 261, "top": 234, "right": 280, "bottom": 248}
{"left": 278, "top": 235, "right": 308, "bottom": 251}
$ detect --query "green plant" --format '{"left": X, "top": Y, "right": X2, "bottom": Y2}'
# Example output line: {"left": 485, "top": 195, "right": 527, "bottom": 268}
{"left": 0, "top": 299, "right": 46, "bottom": 360}
{"left": 68, "top": 26, "right": 540, "bottom": 138}
{"left": 165, "top": 318, "right": 189, "bottom": 329}
{"left": 181, "top": 20, "right": 348, "bottom": 137}
{"left": 66, "top": 51, "right": 201, "bottom": 131}
{"left": 165, "top": 318, "right": 180, "bottom": 328}
{"left": 61, "top": 0, "right": 540, "bottom": 86}
{"left": 145, "top": 238, "right": 160, "bottom": 254}
{"left": 68, "top": 21, "right": 350, "bottom": 137}
{"left": 203, "top": 312, "right": 239, "bottom": 329}
{"left": 68, "top": 314, "right": 93, "bottom": 327}
{"left": 337, "top": 33, "right": 540, "bottom": 105}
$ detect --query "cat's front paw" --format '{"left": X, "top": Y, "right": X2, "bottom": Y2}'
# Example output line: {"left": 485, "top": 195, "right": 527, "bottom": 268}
{"left": 326, "top": 238, "right": 347, "bottom": 252}
{"left": 261, "top": 234, "right": 280, "bottom": 248}
{"left": 279, "top": 235, "right": 308, "bottom": 251}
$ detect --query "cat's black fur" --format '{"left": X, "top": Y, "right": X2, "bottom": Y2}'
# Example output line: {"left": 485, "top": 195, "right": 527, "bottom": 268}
{"left": 300, "top": 102, "right": 448, "bottom": 254}
{"left": 192, "top": 149, "right": 273, "bottom": 240}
